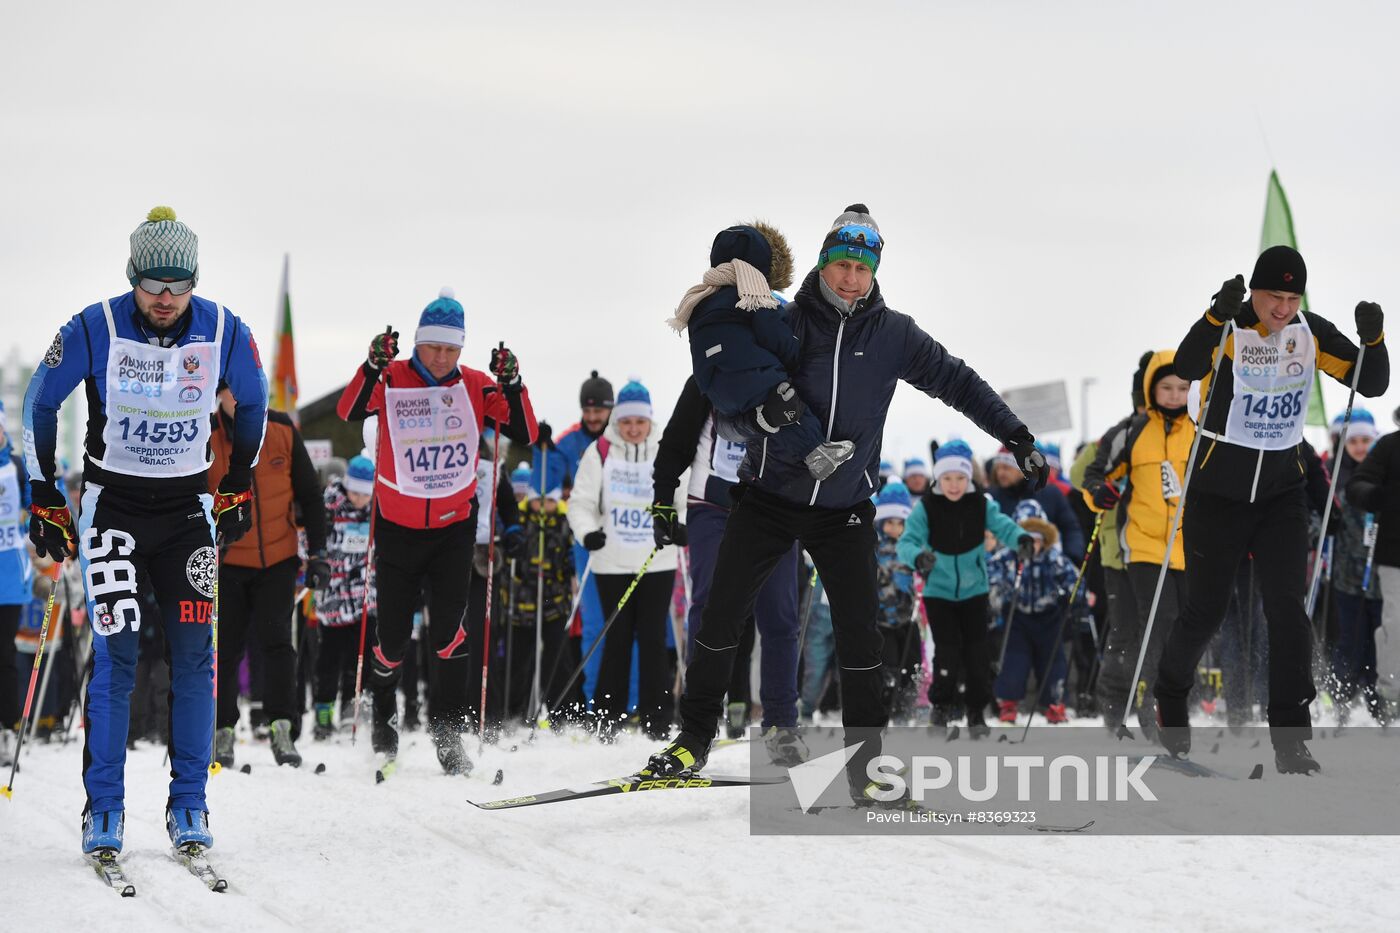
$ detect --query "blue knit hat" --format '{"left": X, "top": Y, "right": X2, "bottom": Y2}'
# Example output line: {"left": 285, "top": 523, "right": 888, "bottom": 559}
{"left": 879, "top": 459, "right": 895, "bottom": 480}
{"left": 875, "top": 481, "right": 912, "bottom": 523}
{"left": 902, "top": 457, "right": 930, "bottom": 480}
{"left": 933, "top": 440, "right": 974, "bottom": 480}
{"left": 613, "top": 377, "right": 652, "bottom": 421}
{"left": 416, "top": 287, "right": 466, "bottom": 348}
{"left": 345, "top": 454, "right": 375, "bottom": 496}
{"left": 1037, "top": 441, "right": 1063, "bottom": 472}
{"left": 1013, "top": 498, "right": 1047, "bottom": 525}
{"left": 1334, "top": 407, "right": 1378, "bottom": 441}
{"left": 511, "top": 465, "right": 532, "bottom": 498}
{"left": 126, "top": 206, "right": 199, "bottom": 285}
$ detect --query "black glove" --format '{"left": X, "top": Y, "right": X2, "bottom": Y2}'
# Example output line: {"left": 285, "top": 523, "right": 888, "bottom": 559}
{"left": 1091, "top": 482, "right": 1122, "bottom": 510}
{"left": 305, "top": 553, "right": 331, "bottom": 590}
{"left": 1017, "top": 534, "right": 1037, "bottom": 564}
{"left": 534, "top": 421, "right": 555, "bottom": 450}
{"left": 213, "top": 482, "right": 254, "bottom": 546}
{"left": 367, "top": 326, "right": 399, "bottom": 370}
{"left": 503, "top": 525, "right": 529, "bottom": 561}
{"left": 1347, "top": 478, "right": 1384, "bottom": 513}
{"left": 29, "top": 481, "right": 76, "bottom": 562}
{"left": 583, "top": 530, "right": 607, "bottom": 551}
{"left": 1005, "top": 428, "right": 1047, "bottom": 491}
{"left": 914, "top": 550, "right": 937, "bottom": 577}
{"left": 649, "top": 503, "right": 687, "bottom": 547}
{"left": 490, "top": 344, "right": 520, "bottom": 386}
{"left": 1356, "top": 301, "right": 1384, "bottom": 345}
{"left": 1210, "top": 275, "right": 1246, "bottom": 323}
{"left": 755, "top": 381, "right": 804, "bottom": 434}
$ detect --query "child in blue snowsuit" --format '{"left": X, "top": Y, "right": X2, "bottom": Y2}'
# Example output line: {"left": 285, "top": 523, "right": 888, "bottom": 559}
{"left": 669, "top": 212, "right": 882, "bottom": 481}
{"left": 873, "top": 483, "right": 918, "bottom": 719}
{"left": 989, "top": 499, "right": 1083, "bottom": 724}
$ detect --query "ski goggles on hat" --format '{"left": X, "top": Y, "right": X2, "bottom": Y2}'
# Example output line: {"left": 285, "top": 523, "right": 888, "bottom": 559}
{"left": 819, "top": 224, "right": 882, "bottom": 272}
{"left": 136, "top": 277, "right": 196, "bottom": 296}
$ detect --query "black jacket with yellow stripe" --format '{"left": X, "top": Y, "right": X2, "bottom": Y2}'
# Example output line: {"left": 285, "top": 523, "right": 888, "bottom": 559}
{"left": 1083, "top": 350, "right": 1192, "bottom": 568}
{"left": 1181, "top": 302, "right": 1388, "bottom": 503}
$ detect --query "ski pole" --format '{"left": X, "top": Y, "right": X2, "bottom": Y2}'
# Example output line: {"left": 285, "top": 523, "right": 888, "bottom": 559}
{"left": 1014, "top": 513, "right": 1103, "bottom": 743}
{"left": 794, "top": 561, "right": 820, "bottom": 660}
{"left": 674, "top": 546, "right": 692, "bottom": 677}
{"left": 4, "top": 566, "right": 61, "bottom": 798}
{"left": 995, "top": 561, "right": 1028, "bottom": 675}
{"left": 28, "top": 580, "right": 66, "bottom": 745}
{"left": 533, "top": 562, "right": 594, "bottom": 725}
{"left": 542, "top": 547, "right": 657, "bottom": 722}
{"left": 1362, "top": 514, "right": 1379, "bottom": 591}
{"left": 478, "top": 366, "right": 505, "bottom": 743}
{"left": 1117, "top": 324, "right": 1230, "bottom": 739}
{"left": 528, "top": 444, "right": 547, "bottom": 724}
{"left": 1307, "top": 343, "right": 1367, "bottom": 616}
{"left": 350, "top": 337, "right": 389, "bottom": 745}
{"left": 209, "top": 537, "right": 222, "bottom": 775}
{"left": 503, "top": 557, "right": 516, "bottom": 726}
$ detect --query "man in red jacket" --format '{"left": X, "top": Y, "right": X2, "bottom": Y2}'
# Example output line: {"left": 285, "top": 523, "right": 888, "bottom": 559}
{"left": 338, "top": 288, "right": 537, "bottom": 772}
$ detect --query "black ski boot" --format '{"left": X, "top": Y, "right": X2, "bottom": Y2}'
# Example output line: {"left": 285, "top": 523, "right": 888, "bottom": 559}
{"left": 762, "top": 726, "right": 809, "bottom": 767}
{"left": 1155, "top": 693, "right": 1190, "bottom": 758}
{"left": 371, "top": 689, "right": 399, "bottom": 757}
{"left": 641, "top": 731, "right": 710, "bottom": 777}
{"left": 269, "top": 719, "right": 303, "bottom": 767}
{"left": 430, "top": 725, "right": 473, "bottom": 776}
{"left": 966, "top": 705, "right": 991, "bottom": 740}
{"left": 1274, "top": 738, "right": 1321, "bottom": 775}
{"left": 214, "top": 727, "right": 236, "bottom": 768}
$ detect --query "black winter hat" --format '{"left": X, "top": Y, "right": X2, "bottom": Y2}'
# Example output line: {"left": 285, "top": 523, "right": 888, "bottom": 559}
{"left": 1250, "top": 245, "right": 1307, "bottom": 295}
{"left": 579, "top": 370, "right": 614, "bottom": 409}
{"left": 709, "top": 221, "right": 793, "bottom": 292}
{"left": 1131, "top": 350, "right": 1153, "bottom": 410}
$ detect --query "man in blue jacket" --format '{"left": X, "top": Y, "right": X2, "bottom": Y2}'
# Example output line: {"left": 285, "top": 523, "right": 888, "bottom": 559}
{"left": 642, "top": 205, "right": 1046, "bottom": 799}
{"left": 24, "top": 207, "right": 268, "bottom": 856}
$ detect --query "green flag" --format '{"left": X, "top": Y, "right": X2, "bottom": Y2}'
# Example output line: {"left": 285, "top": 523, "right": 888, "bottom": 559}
{"left": 1259, "top": 170, "right": 1328, "bottom": 427}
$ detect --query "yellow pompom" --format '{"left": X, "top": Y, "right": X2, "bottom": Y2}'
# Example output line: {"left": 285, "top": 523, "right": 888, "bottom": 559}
{"left": 147, "top": 205, "right": 177, "bottom": 223}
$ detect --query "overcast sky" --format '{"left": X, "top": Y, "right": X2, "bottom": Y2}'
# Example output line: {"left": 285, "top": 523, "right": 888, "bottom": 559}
{"left": 4, "top": 0, "right": 1397, "bottom": 470}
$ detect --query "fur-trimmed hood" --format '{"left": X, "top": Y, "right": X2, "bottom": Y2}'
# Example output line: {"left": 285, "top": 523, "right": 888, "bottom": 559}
{"left": 1019, "top": 516, "right": 1060, "bottom": 549}
{"left": 748, "top": 220, "right": 793, "bottom": 292}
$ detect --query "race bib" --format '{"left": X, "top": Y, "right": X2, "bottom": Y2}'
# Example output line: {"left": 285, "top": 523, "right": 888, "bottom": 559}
{"left": 98, "top": 299, "right": 221, "bottom": 477}
{"left": 1159, "top": 460, "right": 1183, "bottom": 503}
{"left": 710, "top": 426, "right": 746, "bottom": 484}
{"left": 1224, "top": 320, "right": 1314, "bottom": 450}
{"left": 0, "top": 460, "right": 22, "bottom": 553}
{"left": 475, "top": 459, "right": 495, "bottom": 544}
{"left": 603, "top": 453, "right": 653, "bottom": 549}
{"left": 336, "top": 518, "right": 370, "bottom": 555}
{"left": 384, "top": 382, "right": 479, "bottom": 499}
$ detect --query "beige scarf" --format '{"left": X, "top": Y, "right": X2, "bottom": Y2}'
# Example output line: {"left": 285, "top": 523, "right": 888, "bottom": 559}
{"left": 666, "top": 258, "right": 777, "bottom": 332}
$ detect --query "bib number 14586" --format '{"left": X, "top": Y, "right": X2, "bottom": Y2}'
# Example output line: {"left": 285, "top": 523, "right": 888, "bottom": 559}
{"left": 1238, "top": 390, "right": 1305, "bottom": 421}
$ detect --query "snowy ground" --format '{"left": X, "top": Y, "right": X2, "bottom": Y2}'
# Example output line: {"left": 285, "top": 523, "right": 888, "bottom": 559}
{"left": 3, "top": 719, "right": 1398, "bottom": 933}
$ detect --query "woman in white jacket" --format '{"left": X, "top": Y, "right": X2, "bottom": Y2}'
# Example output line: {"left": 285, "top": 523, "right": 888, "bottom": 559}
{"left": 571, "top": 379, "right": 687, "bottom": 739}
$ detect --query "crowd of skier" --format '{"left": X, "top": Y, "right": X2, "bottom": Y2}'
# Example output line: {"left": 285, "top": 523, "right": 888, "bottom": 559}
{"left": 2, "top": 203, "right": 1395, "bottom": 861}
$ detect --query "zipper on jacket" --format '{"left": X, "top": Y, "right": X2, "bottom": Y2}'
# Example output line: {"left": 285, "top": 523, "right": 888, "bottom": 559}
{"left": 252, "top": 470, "right": 266, "bottom": 567}
{"left": 759, "top": 437, "right": 768, "bottom": 478}
{"left": 809, "top": 315, "right": 848, "bottom": 507}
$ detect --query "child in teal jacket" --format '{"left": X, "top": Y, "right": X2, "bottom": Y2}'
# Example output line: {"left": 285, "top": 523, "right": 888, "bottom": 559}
{"left": 897, "top": 441, "right": 1032, "bottom": 732}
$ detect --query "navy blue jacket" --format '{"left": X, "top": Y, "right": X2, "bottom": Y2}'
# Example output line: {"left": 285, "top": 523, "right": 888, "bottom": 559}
{"left": 687, "top": 286, "right": 800, "bottom": 415}
{"left": 736, "top": 269, "right": 1025, "bottom": 510}
{"left": 988, "top": 481, "right": 1086, "bottom": 562}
